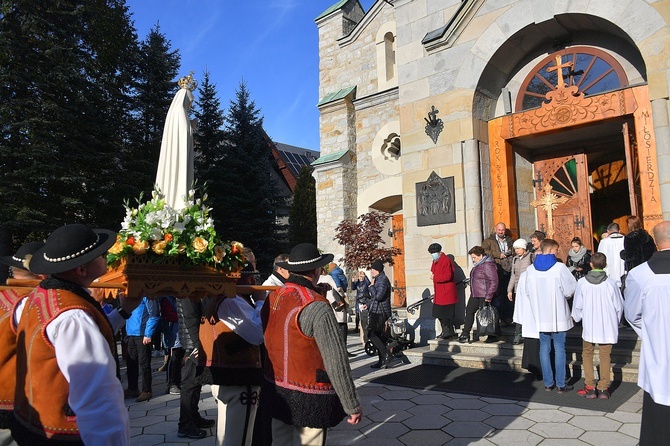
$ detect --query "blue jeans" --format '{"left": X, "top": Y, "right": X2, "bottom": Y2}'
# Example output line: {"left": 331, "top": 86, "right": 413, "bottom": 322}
{"left": 539, "top": 331, "right": 567, "bottom": 388}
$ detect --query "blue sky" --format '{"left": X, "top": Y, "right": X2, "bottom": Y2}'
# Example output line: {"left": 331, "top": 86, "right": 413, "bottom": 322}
{"left": 126, "top": 0, "right": 376, "bottom": 152}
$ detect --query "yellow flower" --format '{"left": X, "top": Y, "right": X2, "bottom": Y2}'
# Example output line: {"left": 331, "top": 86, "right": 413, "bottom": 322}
{"left": 213, "top": 245, "right": 225, "bottom": 263}
{"left": 132, "top": 240, "right": 149, "bottom": 255}
{"left": 152, "top": 240, "right": 167, "bottom": 255}
{"left": 177, "top": 243, "right": 187, "bottom": 253}
{"left": 109, "top": 241, "right": 125, "bottom": 255}
{"left": 193, "top": 237, "right": 209, "bottom": 253}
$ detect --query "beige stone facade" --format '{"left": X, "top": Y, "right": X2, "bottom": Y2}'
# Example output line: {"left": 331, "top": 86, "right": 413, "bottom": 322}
{"left": 314, "top": 0, "right": 670, "bottom": 342}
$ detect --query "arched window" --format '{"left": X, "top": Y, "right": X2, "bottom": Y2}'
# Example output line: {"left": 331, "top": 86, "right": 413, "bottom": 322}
{"left": 516, "top": 47, "right": 628, "bottom": 112}
{"left": 376, "top": 23, "right": 397, "bottom": 91}
{"left": 384, "top": 32, "right": 395, "bottom": 82}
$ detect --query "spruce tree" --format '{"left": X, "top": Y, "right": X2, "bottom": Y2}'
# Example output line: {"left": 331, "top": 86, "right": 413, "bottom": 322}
{"left": 289, "top": 166, "right": 317, "bottom": 246}
{"left": 126, "top": 24, "right": 180, "bottom": 200}
{"left": 0, "top": 0, "right": 139, "bottom": 244}
{"left": 217, "top": 82, "right": 284, "bottom": 274}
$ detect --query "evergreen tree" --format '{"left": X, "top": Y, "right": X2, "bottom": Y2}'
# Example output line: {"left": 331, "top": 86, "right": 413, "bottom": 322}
{"left": 217, "top": 82, "right": 284, "bottom": 274}
{"left": 126, "top": 24, "right": 180, "bottom": 200}
{"left": 0, "top": 0, "right": 140, "bottom": 244}
{"left": 192, "top": 69, "right": 226, "bottom": 223}
{"left": 289, "top": 166, "right": 317, "bottom": 246}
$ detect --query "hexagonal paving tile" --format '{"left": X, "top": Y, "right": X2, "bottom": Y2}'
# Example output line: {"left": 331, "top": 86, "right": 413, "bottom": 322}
{"left": 368, "top": 409, "right": 413, "bottom": 423}
{"left": 380, "top": 389, "right": 421, "bottom": 400}
{"left": 529, "top": 422, "right": 585, "bottom": 438}
{"left": 402, "top": 413, "right": 450, "bottom": 430}
{"left": 407, "top": 404, "right": 450, "bottom": 416}
{"left": 410, "top": 393, "right": 453, "bottom": 405}
{"left": 522, "top": 409, "right": 574, "bottom": 423}
{"left": 484, "top": 415, "right": 535, "bottom": 430}
{"left": 617, "top": 423, "right": 640, "bottom": 439}
{"left": 568, "top": 415, "right": 622, "bottom": 431}
{"left": 444, "top": 409, "right": 492, "bottom": 422}
{"left": 372, "top": 399, "right": 416, "bottom": 412}
{"left": 399, "top": 429, "right": 453, "bottom": 445}
{"left": 579, "top": 431, "right": 639, "bottom": 446}
{"left": 442, "top": 421, "right": 494, "bottom": 438}
{"left": 486, "top": 429, "right": 543, "bottom": 446}
{"left": 130, "top": 415, "right": 167, "bottom": 428}
{"left": 360, "top": 421, "right": 410, "bottom": 438}
{"left": 445, "top": 398, "right": 488, "bottom": 410}
{"left": 481, "top": 403, "right": 526, "bottom": 416}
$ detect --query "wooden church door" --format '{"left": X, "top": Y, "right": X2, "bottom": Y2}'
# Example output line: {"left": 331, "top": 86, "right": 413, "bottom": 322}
{"left": 533, "top": 152, "right": 593, "bottom": 252}
{"left": 391, "top": 214, "right": 406, "bottom": 307}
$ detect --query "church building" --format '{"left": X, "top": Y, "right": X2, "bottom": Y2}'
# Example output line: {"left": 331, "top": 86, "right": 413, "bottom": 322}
{"left": 312, "top": 0, "right": 670, "bottom": 340}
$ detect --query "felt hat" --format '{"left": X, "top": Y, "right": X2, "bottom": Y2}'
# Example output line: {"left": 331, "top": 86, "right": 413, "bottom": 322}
{"left": 0, "top": 241, "right": 45, "bottom": 270}
{"left": 29, "top": 224, "right": 116, "bottom": 275}
{"left": 427, "top": 243, "right": 442, "bottom": 254}
{"left": 371, "top": 259, "right": 385, "bottom": 273}
{"left": 513, "top": 238, "right": 528, "bottom": 250}
{"left": 276, "top": 243, "right": 334, "bottom": 273}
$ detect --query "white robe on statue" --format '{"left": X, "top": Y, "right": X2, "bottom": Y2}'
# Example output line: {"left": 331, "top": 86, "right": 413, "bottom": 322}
{"left": 625, "top": 260, "right": 670, "bottom": 406}
{"left": 571, "top": 277, "right": 623, "bottom": 344}
{"left": 155, "top": 88, "right": 195, "bottom": 210}
{"left": 597, "top": 233, "right": 625, "bottom": 286}
{"left": 515, "top": 262, "right": 576, "bottom": 333}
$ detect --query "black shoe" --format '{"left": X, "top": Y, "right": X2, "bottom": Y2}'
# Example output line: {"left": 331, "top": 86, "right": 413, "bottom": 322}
{"left": 458, "top": 334, "right": 470, "bottom": 344}
{"left": 196, "top": 417, "right": 215, "bottom": 428}
{"left": 484, "top": 336, "right": 498, "bottom": 343}
{"left": 370, "top": 361, "right": 382, "bottom": 369}
{"left": 557, "top": 385, "right": 574, "bottom": 394}
{"left": 123, "top": 388, "right": 140, "bottom": 399}
{"left": 381, "top": 352, "right": 394, "bottom": 369}
{"left": 347, "top": 352, "right": 357, "bottom": 357}
{"left": 177, "top": 427, "right": 207, "bottom": 439}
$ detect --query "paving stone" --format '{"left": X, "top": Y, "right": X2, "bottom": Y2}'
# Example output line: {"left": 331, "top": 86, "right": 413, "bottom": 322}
{"left": 342, "top": 437, "right": 404, "bottom": 446}
{"left": 398, "top": 429, "right": 453, "bottom": 445}
{"left": 147, "top": 405, "right": 181, "bottom": 416}
{"left": 617, "top": 423, "right": 640, "bottom": 439}
{"left": 402, "top": 413, "right": 450, "bottom": 429}
{"left": 444, "top": 392, "right": 481, "bottom": 399}
{"left": 410, "top": 394, "right": 453, "bottom": 405}
{"left": 406, "top": 404, "right": 450, "bottom": 416}
{"left": 331, "top": 415, "right": 373, "bottom": 430}
{"left": 371, "top": 399, "right": 416, "bottom": 412}
{"left": 380, "top": 389, "right": 421, "bottom": 400}
{"left": 529, "top": 422, "right": 585, "bottom": 438}
{"left": 579, "top": 431, "right": 640, "bottom": 445}
{"left": 129, "top": 427, "right": 143, "bottom": 437}
{"left": 484, "top": 415, "right": 535, "bottom": 430}
{"left": 480, "top": 396, "right": 517, "bottom": 404}
{"left": 615, "top": 401, "right": 643, "bottom": 413}
{"left": 480, "top": 403, "right": 526, "bottom": 416}
{"left": 559, "top": 406, "right": 607, "bottom": 416}
{"left": 368, "top": 409, "right": 413, "bottom": 423}
{"left": 130, "top": 415, "right": 167, "bottom": 428}
{"left": 569, "top": 415, "right": 622, "bottom": 431}
{"left": 442, "top": 421, "right": 494, "bottom": 438}
{"left": 163, "top": 431, "right": 204, "bottom": 443}
{"left": 537, "top": 440, "right": 590, "bottom": 445}
{"left": 516, "top": 401, "right": 557, "bottom": 410}
{"left": 445, "top": 398, "right": 488, "bottom": 410}
{"left": 606, "top": 411, "right": 642, "bottom": 423}
{"left": 360, "top": 420, "right": 410, "bottom": 438}
{"left": 357, "top": 386, "right": 389, "bottom": 396}
{"left": 444, "top": 409, "right": 491, "bottom": 422}
{"left": 522, "top": 409, "right": 574, "bottom": 423}
{"left": 485, "top": 429, "right": 543, "bottom": 445}
{"left": 129, "top": 434, "right": 165, "bottom": 446}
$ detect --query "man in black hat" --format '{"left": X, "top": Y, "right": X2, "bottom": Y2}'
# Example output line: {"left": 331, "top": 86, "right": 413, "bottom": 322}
{"left": 261, "top": 243, "right": 362, "bottom": 444}
{"left": 0, "top": 241, "right": 45, "bottom": 445}
{"left": 12, "top": 224, "right": 136, "bottom": 445}
{"left": 367, "top": 259, "right": 393, "bottom": 369}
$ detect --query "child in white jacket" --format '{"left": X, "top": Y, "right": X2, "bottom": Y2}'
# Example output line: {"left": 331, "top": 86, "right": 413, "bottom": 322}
{"left": 571, "top": 252, "right": 624, "bottom": 399}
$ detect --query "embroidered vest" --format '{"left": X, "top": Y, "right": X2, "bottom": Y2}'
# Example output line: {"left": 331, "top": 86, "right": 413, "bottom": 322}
{"left": 0, "top": 289, "right": 29, "bottom": 427}
{"left": 13, "top": 287, "right": 115, "bottom": 442}
{"left": 199, "top": 296, "right": 262, "bottom": 386}
{"left": 262, "top": 284, "right": 345, "bottom": 428}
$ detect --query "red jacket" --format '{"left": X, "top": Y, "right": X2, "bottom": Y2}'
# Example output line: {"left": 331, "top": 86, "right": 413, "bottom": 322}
{"left": 432, "top": 253, "right": 457, "bottom": 305}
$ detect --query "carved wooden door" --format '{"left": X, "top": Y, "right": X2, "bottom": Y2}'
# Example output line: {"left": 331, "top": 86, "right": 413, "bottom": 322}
{"left": 533, "top": 152, "right": 593, "bottom": 252}
{"left": 391, "top": 214, "right": 406, "bottom": 307}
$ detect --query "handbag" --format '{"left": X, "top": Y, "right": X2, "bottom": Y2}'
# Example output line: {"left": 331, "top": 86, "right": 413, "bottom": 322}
{"left": 476, "top": 301, "right": 500, "bottom": 336}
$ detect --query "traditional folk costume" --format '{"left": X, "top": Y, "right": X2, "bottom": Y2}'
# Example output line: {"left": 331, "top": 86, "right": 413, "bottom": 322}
{"left": 515, "top": 254, "right": 577, "bottom": 390}
{"left": 571, "top": 270, "right": 623, "bottom": 394}
{"left": 11, "top": 225, "right": 129, "bottom": 446}
{"left": 624, "top": 250, "right": 670, "bottom": 445}
{"left": 200, "top": 295, "right": 264, "bottom": 446}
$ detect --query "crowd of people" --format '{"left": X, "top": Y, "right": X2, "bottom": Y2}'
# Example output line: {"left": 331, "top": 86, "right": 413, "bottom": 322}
{"left": 1, "top": 216, "right": 669, "bottom": 445}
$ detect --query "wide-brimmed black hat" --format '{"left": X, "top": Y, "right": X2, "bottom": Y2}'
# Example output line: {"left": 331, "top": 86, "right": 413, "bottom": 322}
{"left": 276, "top": 243, "right": 334, "bottom": 273}
{"left": 29, "top": 224, "right": 116, "bottom": 275}
{"left": 0, "top": 241, "right": 45, "bottom": 270}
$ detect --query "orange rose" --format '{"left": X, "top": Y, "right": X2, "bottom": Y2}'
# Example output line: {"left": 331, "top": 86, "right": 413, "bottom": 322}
{"left": 132, "top": 240, "right": 149, "bottom": 255}
{"left": 213, "top": 245, "right": 225, "bottom": 263}
{"left": 164, "top": 233, "right": 173, "bottom": 242}
{"left": 231, "top": 241, "right": 243, "bottom": 255}
{"left": 109, "top": 241, "right": 124, "bottom": 255}
{"left": 193, "top": 237, "right": 209, "bottom": 253}
{"left": 152, "top": 240, "right": 167, "bottom": 255}
{"left": 126, "top": 236, "right": 135, "bottom": 246}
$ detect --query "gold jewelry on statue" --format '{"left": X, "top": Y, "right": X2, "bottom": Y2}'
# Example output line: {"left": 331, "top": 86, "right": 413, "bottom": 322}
{"left": 177, "top": 71, "right": 197, "bottom": 91}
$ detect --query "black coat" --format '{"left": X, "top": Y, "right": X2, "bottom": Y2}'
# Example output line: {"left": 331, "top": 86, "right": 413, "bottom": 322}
{"left": 622, "top": 229, "right": 657, "bottom": 272}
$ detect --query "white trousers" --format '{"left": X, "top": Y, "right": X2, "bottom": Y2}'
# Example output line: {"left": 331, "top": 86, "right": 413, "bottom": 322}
{"left": 211, "top": 384, "right": 260, "bottom": 446}
{"left": 271, "top": 418, "right": 327, "bottom": 446}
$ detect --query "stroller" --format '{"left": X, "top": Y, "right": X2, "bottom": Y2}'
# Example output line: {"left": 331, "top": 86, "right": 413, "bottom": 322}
{"left": 364, "top": 309, "right": 414, "bottom": 357}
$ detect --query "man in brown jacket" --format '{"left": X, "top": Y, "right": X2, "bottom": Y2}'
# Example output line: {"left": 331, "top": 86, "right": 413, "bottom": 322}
{"left": 482, "top": 222, "right": 515, "bottom": 324}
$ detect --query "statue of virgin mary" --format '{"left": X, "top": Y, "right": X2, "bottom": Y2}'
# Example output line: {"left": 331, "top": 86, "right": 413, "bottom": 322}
{"left": 155, "top": 72, "right": 197, "bottom": 210}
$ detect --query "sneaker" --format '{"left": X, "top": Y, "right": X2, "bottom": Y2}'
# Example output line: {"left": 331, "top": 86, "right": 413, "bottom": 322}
{"left": 557, "top": 385, "right": 574, "bottom": 394}
{"left": 598, "top": 389, "right": 610, "bottom": 399}
{"left": 577, "top": 385, "right": 596, "bottom": 399}
{"left": 135, "top": 391, "right": 152, "bottom": 402}
{"left": 544, "top": 385, "right": 555, "bottom": 392}
{"left": 196, "top": 417, "right": 215, "bottom": 428}
{"left": 457, "top": 334, "right": 470, "bottom": 344}
{"left": 167, "top": 385, "right": 181, "bottom": 395}
{"left": 123, "top": 388, "right": 140, "bottom": 399}
{"left": 177, "top": 427, "right": 207, "bottom": 439}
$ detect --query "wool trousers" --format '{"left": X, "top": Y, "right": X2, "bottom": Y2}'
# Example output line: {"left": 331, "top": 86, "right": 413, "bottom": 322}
{"left": 211, "top": 384, "right": 260, "bottom": 446}
{"left": 271, "top": 418, "right": 326, "bottom": 446}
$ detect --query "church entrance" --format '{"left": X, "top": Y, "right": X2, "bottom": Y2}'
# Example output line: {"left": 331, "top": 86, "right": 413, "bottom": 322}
{"left": 488, "top": 50, "right": 662, "bottom": 242}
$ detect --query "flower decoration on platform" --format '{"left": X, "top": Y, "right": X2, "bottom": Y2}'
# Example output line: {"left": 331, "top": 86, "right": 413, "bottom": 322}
{"left": 107, "top": 187, "right": 245, "bottom": 271}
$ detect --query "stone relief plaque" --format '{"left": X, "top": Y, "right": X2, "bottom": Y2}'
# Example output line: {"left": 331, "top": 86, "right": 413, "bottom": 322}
{"left": 416, "top": 172, "right": 455, "bottom": 226}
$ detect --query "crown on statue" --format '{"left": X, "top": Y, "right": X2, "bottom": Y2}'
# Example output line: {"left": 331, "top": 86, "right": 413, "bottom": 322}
{"left": 177, "top": 71, "right": 197, "bottom": 91}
